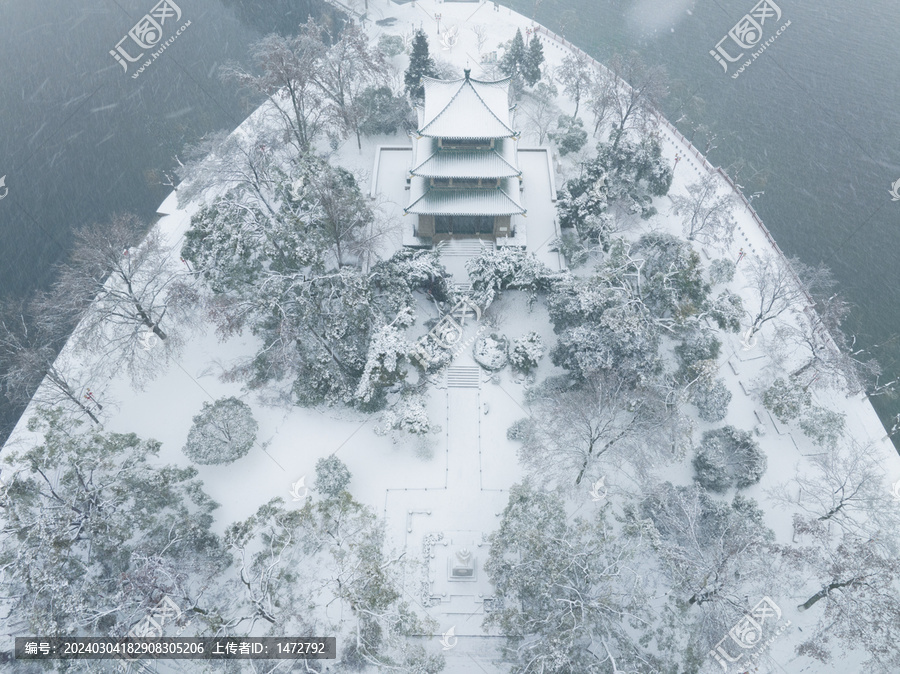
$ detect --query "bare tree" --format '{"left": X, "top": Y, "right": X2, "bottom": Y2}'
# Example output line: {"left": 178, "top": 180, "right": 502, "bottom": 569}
{"left": 554, "top": 50, "right": 593, "bottom": 118}
{"left": 669, "top": 173, "right": 739, "bottom": 246}
{"left": 471, "top": 24, "right": 488, "bottom": 56}
{"left": 311, "top": 22, "right": 389, "bottom": 150}
{"left": 518, "top": 81, "right": 559, "bottom": 144}
{"left": 587, "top": 71, "right": 614, "bottom": 137}
{"left": 41, "top": 214, "right": 190, "bottom": 385}
{"left": 220, "top": 27, "right": 329, "bottom": 154}
{"left": 603, "top": 51, "right": 668, "bottom": 149}
{"left": 630, "top": 483, "right": 778, "bottom": 655}
{"left": 0, "top": 298, "right": 104, "bottom": 425}
{"left": 777, "top": 291, "right": 881, "bottom": 395}
{"left": 744, "top": 254, "right": 808, "bottom": 339}
{"left": 784, "top": 521, "right": 900, "bottom": 672}
{"left": 509, "top": 372, "right": 671, "bottom": 488}
{"left": 769, "top": 440, "right": 900, "bottom": 544}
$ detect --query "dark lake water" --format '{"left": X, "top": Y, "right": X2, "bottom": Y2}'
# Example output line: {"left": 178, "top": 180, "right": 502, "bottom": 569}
{"left": 2, "top": 0, "right": 899, "bottom": 448}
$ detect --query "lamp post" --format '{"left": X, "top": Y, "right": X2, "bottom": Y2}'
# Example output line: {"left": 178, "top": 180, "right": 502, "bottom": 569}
{"left": 435, "top": 13, "right": 441, "bottom": 35}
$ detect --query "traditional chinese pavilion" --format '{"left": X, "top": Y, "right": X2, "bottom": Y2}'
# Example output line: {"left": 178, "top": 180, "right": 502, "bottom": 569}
{"left": 405, "top": 70, "right": 525, "bottom": 242}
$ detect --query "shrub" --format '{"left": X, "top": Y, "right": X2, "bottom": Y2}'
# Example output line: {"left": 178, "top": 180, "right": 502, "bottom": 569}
{"left": 510, "top": 332, "right": 545, "bottom": 373}
{"left": 692, "top": 378, "right": 732, "bottom": 422}
{"left": 549, "top": 115, "right": 587, "bottom": 156}
{"left": 314, "top": 456, "right": 352, "bottom": 497}
{"left": 799, "top": 406, "right": 845, "bottom": 447}
{"left": 708, "top": 258, "right": 736, "bottom": 285}
{"left": 692, "top": 426, "right": 766, "bottom": 492}
{"left": 762, "top": 377, "right": 811, "bottom": 423}
{"left": 378, "top": 34, "right": 405, "bottom": 58}
{"left": 474, "top": 333, "right": 509, "bottom": 370}
{"left": 182, "top": 397, "right": 257, "bottom": 465}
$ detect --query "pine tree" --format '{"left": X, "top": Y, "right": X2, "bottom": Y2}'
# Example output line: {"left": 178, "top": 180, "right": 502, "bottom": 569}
{"left": 522, "top": 35, "right": 544, "bottom": 86}
{"left": 404, "top": 29, "right": 436, "bottom": 100}
{"left": 499, "top": 29, "right": 526, "bottom": 82}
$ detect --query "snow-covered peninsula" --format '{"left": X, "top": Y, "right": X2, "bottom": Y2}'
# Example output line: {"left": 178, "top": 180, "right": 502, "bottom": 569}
{"left": 2, "top": 1, "right": 899, "bottom": 673}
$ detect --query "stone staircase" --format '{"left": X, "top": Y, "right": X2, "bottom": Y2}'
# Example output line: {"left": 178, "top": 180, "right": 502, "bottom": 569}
{"left": 436, "top": 239, "right": 494, "bottom": 257}
{"left": 445, "top": 366, "right": 481, "bottom": 388}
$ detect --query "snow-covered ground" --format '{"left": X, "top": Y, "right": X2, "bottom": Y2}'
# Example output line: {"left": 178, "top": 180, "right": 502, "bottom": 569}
{"left": 4, "top": 1, "right": 900, "bottom": 672}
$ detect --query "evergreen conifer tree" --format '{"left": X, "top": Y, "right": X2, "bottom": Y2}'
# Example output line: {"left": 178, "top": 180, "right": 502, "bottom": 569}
{"left": 500, "top": 29, "right": 526, "bottom": 82}
{"left": 404, "top": 29, "right": 437, "bottom": 100}
{"left": 523, "top": 35, "right": 544, "bottom": 86}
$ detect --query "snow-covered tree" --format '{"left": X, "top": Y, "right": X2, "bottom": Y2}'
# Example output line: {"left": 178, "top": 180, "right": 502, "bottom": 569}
{"left": 466, "top": 248, "right": 552, "bottom": 309}
{"left": 311, "top": 22, "right": 389, "bottom": 149}
{"left": 601, "top": 51, "right": 668, "bottom": 149}
{"left": 745, "top": 254, "right": 816, "bottom": 339}
{"left": 509, "top": 373, "right": 670, "bottom": 488}
{"left": 670, "top": 174, "right": 739, "bottom": 247}
{"left": 499, "top": 28, "right": 527, "bottom": 89}
{"left": 376, "top": 391, "right": 434, "bottom": 441}
{"left": 358, "top": 86, "right": 415, "bottom": 136}
{"left": 219, "top": 495, "right": 442, "bottom": 672}
{"left": 522, "top": 34, "right": 545, "bottom": 86}
{"left": 704, "top": 290, "right": 744, "bottom": 332}
{"left": 41, "top": 213, "right": 190, "bottom": 386}
{"left": 555, "top": 50, "right": 593, "bottom": 117}
{"left": 518, "top": 81, "right": 559, "bottom": 144}
{"left": 377, "top": 34, "right": 405, "bottom": 58}
{"left": 220, "top": 26, "right": 329, "bottom": 153}
{"left": 556, "top": 137, "right": 672, "bottom": 245}
{"left": 674, "top": 328, "right": 721, "bottom": 385}
{"left": 0, "top": 297, "right": 105, "bottom": 425}
{"left": 778, "top": 290, "right": 881, "bottom": 395}
{"left": 354, "top": 324, "right": 410, "bottom": 405}
{"left": 708, "top": 257, "right": 736, "bottom": 286}
{"left": 546, "top": 269, "right": 662, "bottom": 384}
{"left": 691, "top": 377, "right": 732, "bottom": 423}
{"left": 769, "top": 439, "right": 900, "bottom": 544}
{"left": 798, "top": 405, "right": 845, "bottom": 448}
{"left": 782, "top": 521, "right": 900, "bottom": 672}
{"left": 548, "top": 114, "right": 587, "bottom": 156}
{"left": 485, "top": 481, "right": 655, "bottom": 673}
{"left": 473, "top": 332, "right": 509, "bottom": 371}
{"left": 627, "top": 484, "right": 777, "bottom": 659}
{"left": 182, "top": 397, "right": 258, "bottom": 465}
{"left": 692, "top": 426, "right": 766, "bottom": 492}
{"left": 404, "top": 29, "right": 437, "bottom": 100}
{"left": 314, "top": 455, "right": 352, "bottom": 498}
{"left": 509, "top": 331, "right": 545, "bottom": 373}
{"left": 0, "top": 409, "right": 225, "bottom": 637}
{"left": 762, "top": 376, "right": 811, "bottom": 422}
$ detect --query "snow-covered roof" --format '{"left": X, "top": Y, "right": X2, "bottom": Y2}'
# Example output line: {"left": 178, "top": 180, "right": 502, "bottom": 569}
{"left": 405, "top": 182, "right": 525, "bottom": 216}
{"left": 418, "top": 71, "right": 516, "bottom": 139}
{"left": 410, "top": 149, "right": 521, "bottom": 179}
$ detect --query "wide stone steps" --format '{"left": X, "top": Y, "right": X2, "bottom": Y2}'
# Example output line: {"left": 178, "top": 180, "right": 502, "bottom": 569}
{"left": 437, "top": 240, "right": 494, "bottom": 257}
{"left": 446, "top": 366, "right": 481, "bottom": 388}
